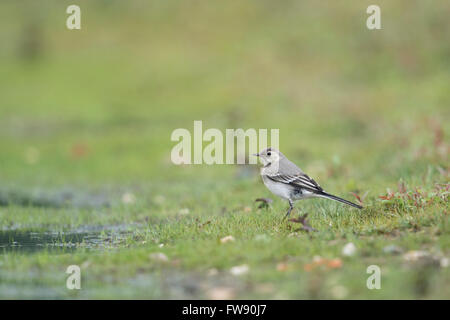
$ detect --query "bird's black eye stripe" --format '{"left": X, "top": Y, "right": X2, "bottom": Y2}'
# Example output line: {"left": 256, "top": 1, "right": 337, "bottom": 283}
{"left": 267, "top": 152, "right": 271, "bottom": 156}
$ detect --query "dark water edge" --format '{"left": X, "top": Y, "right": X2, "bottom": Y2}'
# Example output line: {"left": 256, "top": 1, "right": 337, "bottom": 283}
{"left": 0, "top": 227, "right": 134, "bottom": 253}
{"left": 0, "top": 187, "right": 111, "bottom": 209}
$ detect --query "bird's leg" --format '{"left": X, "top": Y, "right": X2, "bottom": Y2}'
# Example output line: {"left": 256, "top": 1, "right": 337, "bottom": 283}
{"left": 284, "top": 200, "right": 294, "bottom": 220}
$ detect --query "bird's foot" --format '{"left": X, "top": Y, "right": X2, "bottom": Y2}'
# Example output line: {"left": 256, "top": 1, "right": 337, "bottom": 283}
{"left": 283, "top": 203, "right": 294, "bottom": 221}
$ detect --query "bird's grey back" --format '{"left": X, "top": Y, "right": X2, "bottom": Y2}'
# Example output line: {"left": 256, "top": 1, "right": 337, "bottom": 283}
{"left": 262, "top": 154, "right": 305, "bottom": 176}
{"left": 279, "top": 156, "right": 305, "bottom": 175}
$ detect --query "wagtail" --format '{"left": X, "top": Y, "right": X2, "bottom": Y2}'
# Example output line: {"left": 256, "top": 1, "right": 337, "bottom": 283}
{"left": 254, "top": 147, "right": 362, "bottom": 218}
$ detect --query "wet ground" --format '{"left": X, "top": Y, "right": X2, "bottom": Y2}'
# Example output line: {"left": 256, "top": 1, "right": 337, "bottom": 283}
{"left": 0, "top": 225, "right": 138, "bottom": 253}
{"left": 0, "top": 186, "right": 143, "bottom": 253}
{"left": 0, "top": 187, "right": 112, "bottom": 209}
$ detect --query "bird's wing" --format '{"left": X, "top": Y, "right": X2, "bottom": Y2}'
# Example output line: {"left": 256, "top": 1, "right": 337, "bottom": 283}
{"left": 266, "top": 173, "right": 323, "bottom": 193}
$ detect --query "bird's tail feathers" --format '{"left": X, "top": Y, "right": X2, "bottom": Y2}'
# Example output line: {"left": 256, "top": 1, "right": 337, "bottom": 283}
{"left": 318, "top": 192, "right": 363, "bottom": 209}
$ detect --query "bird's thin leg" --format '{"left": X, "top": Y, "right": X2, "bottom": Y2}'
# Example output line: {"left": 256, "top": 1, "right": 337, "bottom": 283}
{"left": 284, "top": 200, "right": 294, "bottom": 220}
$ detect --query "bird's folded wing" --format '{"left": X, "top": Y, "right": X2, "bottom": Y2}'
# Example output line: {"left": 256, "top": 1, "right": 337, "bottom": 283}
{"left": 266, "top": 173, "right": 323, "bottom": 193}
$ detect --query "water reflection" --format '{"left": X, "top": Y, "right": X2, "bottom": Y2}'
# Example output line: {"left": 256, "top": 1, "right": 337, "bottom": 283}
{"left": 0, "top": 229, "right": 131, "bottom": 253}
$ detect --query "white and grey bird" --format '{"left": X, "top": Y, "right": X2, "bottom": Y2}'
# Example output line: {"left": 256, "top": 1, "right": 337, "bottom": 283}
{"left": 254, "top": 147, "right": 362, "bottom": 218}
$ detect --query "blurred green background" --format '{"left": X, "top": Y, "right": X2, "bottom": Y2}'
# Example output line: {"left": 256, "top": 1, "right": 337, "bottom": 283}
{"left": 0, "top": 1, "right": 448, "bottom": 299}
{"left": 1, "top": 0, "right": 448, "bottom": 186}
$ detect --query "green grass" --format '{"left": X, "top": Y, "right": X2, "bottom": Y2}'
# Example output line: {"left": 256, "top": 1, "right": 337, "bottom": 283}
{"left": 0, "top": 1, "right": 449, "bottom": 299}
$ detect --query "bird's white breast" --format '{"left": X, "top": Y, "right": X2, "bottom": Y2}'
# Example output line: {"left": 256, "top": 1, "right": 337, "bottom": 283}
{"left": 261, "top": 174, "right": 317, "bottom": 202}
{"left": 261, "top": 175, "right": 292, "bottom": 200}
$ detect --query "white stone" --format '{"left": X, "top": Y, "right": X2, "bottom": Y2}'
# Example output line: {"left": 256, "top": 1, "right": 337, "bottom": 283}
{"left": 230, "top": 265, "right": 249, "bottom": 276}
{"left": 342, "top": 242, "right": 357, "bottom": 257}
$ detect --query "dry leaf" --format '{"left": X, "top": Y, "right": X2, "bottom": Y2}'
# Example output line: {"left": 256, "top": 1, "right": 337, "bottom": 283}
{"left": 327, "top": 259, "right": 343, "bottom": 269}
{"left": 304, "top": 257, "right": 342, "bottom": 271}
{"left": 288, "top": 213, "right": 317, "bottom": 232}
{"left": 350, "top": 192, "right": 363, "bottom": 205}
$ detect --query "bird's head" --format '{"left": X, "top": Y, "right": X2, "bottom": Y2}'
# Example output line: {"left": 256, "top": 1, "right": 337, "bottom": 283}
{"left": 253, "top": 147, "right": 283, "bottom": 166}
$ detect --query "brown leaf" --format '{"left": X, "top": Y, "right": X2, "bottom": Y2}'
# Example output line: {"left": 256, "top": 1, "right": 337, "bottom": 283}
{"left": 327, "top": 258, "right": 343, "bottom": 269}
{"left": 303, "top": 257, "right": 342, "bottom": 271}
{"left": 379, "top": 189, "right": 395, "bottom": 200}
{"left": 288, "top": 213, "right": 317, "bottom": 232}
{"left": 350, "top": 192, "right": 363, "bottom": 205}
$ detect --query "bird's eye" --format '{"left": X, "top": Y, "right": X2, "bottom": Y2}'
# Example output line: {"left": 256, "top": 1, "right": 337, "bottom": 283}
{"left": 267, "top": 152, "right": 271, "bottom": 156}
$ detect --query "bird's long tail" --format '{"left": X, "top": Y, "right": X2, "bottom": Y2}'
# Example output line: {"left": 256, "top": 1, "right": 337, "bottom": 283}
{"left": 317, "top": 192, "right": 363, "bottom": 209}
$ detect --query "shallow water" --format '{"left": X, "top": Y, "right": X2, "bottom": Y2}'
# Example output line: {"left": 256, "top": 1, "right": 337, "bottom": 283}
{"left": 0, "top": 228, "right": 133, "bottom": 253}
{"left": 0, "top": 187, "right": 111, "bottom": 209}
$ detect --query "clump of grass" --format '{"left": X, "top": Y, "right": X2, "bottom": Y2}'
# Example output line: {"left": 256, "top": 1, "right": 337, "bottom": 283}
{"left": 378, "top": 180, "right": 449, "bottom": 212}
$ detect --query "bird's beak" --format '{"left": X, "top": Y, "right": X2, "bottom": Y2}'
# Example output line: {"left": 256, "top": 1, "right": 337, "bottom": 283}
{"left": 253, "top": 153, "right": 259, "bottom": 157}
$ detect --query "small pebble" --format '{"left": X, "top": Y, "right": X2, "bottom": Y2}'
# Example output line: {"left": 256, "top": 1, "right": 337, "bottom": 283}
{"left": 342, "top": 242, "right": 357, "bottom": 257}
{"left": 220, "top": 235, "right": 235, "bottom": 243}
{"left": 230, "top": 265, "right": 249, "bottom": 276}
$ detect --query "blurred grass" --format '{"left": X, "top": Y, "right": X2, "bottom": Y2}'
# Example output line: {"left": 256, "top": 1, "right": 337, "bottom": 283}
{"left": 0, "top": 1, "right": 448, "bottom": 299}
